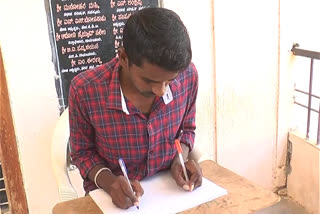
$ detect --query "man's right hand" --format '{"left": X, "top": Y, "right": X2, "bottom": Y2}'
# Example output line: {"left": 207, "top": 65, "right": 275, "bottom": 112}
{"left": 88, "top": 165, "right": 144, "bottom": 209}
{"left": 105, "top": 175, "right": 144, "bottom": 209}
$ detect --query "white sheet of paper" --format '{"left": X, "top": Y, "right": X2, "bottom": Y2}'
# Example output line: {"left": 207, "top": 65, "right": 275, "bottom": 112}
{"left": 89, "top": 171, "right": 227, "bottom": 214}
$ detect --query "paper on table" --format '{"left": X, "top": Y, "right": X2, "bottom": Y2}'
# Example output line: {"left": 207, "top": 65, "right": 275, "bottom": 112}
{"left": 89, "top": 170, "right": 227, "bottom": 214}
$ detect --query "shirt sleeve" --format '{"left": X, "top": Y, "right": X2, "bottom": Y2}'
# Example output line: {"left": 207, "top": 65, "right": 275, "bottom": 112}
{"left": 68, "top": 81, "right": 106, "bottom": 179}
{"left": 180, "top": 63, "right": 198, "bottom": 151}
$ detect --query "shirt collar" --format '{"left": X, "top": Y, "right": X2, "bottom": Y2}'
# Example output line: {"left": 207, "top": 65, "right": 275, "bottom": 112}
{"left": 120, "top": 86, "right": 130, "bottom": 115}
{"left": 105, "top": 58, "right": 123, "bottom": 111}
{"left": 119, "top": 85, "right": 175, "bottom": 115}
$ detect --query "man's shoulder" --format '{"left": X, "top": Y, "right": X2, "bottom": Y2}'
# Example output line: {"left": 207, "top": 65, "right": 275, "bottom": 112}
{"left": 186, "top": 62, "right": 198, "bottom": 76}
{"left": 178, "top": 62, "right": 198, "bottom": 83}
{"left": 71, "top": 57, "right": 119, "bottom": 89}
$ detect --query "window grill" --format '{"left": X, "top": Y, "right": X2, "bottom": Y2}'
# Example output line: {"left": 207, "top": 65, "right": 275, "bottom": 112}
{"left": 0, "top": 163, "right": 9, "bottom": 213}
{"left": 291, "top": 43, "right": 320, "bottom": 145}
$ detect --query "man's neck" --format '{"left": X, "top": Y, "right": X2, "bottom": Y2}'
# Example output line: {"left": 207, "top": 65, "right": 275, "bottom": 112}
{"left": 119, "top": 67, "right": 155, "bottom": 115}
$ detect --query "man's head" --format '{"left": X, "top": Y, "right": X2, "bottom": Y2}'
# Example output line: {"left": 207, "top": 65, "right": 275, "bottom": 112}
{"left": 122, "top": 7, "right": 192, "bottom": 72}
{"left": 118, "top": 8, "right": 192, "bottom": 98}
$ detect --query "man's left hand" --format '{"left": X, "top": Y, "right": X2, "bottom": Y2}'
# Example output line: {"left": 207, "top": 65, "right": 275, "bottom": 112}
{"left": 170, "top": 159, "right": 202, "bottom": 191}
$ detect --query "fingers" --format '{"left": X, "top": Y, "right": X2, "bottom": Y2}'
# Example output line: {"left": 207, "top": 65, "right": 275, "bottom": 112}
{"left": 186, "top": 160, "right": 203, "bottom": 191}
{"left": 131, "top": 179, "right": 144, "bottom": 198}
{"left": 171, "top": 163, "right": 190, "bottom": 191}
{"left": 112, "top": 192, "right": 133, "bottom": 209}
{"left": 195, "top": 166, "right": 203, "bottom": 188}
{"left": 109, "top": 176, "right": 141, "bottom": 209}
{"left": 119, "top": 177, "right": 139, "bottom": 206}
{"left": 189, "top": 171, "right": 202, "bottom": 189}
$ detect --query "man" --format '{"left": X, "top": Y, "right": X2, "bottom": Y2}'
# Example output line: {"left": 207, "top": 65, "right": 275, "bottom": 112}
{"left": 69, "top": 7, "right": 202, "bottom": 209}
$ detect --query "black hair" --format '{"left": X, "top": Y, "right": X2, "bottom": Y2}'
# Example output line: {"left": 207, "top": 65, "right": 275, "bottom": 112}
{"left": 122, "top": 7, "right": 192, "bottom": 72}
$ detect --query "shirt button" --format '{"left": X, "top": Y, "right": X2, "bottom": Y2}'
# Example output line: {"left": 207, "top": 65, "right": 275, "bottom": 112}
{"left": 149, "top": 150, "right": 154, "bottom": 155}
{"left": 147, "top": 121, "right": 151, "bottom": 125}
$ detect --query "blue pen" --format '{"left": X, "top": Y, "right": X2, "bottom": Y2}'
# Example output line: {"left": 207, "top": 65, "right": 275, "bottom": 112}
{"left": 118, "top": 158, "right": 139, "bottom": 209}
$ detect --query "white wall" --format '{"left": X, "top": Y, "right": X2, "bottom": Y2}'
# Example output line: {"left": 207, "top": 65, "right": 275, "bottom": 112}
{"left": 214, "top": 0, "right": 282, "bottom": 190}
{"left": 281, "top": 0, "right": 320, "bottom": 52}
{"left": 162, "top": 0, "right": 216, "bottom": 161}
{"left": 287, "top": 133, "right": 320, "bottom": 214}
{"left": 0, "top": 1, "right": 60, "bottom": 213}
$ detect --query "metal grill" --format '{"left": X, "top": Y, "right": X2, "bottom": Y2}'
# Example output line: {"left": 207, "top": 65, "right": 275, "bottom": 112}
{"left": 291, "top": 44, "right": 320, "bottom": 145}
{"left": 0, "top": 163, "right": 9, "bottom": 213}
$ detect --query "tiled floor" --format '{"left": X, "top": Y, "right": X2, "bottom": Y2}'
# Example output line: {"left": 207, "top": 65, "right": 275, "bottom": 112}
{"left": 255, "top": 197, "right": 310, "bottom": 214}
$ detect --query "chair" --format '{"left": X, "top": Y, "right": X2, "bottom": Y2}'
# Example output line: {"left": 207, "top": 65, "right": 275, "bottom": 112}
{"left": 51, "top": 108, "right": 78, "bottom": 202}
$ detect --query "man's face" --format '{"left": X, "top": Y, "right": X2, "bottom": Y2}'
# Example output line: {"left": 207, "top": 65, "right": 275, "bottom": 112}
{"left": 128, "top": 61, "right": 179, "bottom": 98}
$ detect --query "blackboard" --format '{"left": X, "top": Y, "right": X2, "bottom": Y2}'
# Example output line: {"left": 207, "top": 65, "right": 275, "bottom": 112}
{"left": 47, "top": 0, "right": 159, "bottom": 112}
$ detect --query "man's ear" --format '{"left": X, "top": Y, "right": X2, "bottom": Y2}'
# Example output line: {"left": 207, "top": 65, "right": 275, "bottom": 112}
{"left": 118, "top": 48, "right": 129, "bottom": 71}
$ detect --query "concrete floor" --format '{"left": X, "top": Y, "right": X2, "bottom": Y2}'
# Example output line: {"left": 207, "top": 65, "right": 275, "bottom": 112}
{"left": 255, "top": 197, "right": 310, "bottom": 214}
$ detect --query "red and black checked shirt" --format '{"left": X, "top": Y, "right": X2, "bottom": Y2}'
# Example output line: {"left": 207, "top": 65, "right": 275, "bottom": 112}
{"left": 69, "top": 57, "right": 198, "bottom": 193}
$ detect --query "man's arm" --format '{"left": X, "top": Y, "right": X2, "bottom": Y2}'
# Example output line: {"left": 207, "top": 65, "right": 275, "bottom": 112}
{"left": 69, "top": 81, "right": 143, "bottom": 209}
{"left": 68, "top": 82, "right": 107, "bottom": 180}
{"left": 180, "top": 63, "right": 198, "bottom": 153}
{"left": 170, "top": 63, "right": 202, "bottom": 191}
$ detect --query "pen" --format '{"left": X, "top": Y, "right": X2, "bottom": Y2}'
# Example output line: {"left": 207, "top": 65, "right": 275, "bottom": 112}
{"left": 118, "top": 158, "right": 139, "bottom": 209}
{"left": 174, "top": 139, "right": 189, "bottom": 182}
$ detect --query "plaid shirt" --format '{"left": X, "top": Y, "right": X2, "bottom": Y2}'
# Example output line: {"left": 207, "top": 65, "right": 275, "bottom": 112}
{"left": 69, "top": 57, "right": 198, "bottom": 192}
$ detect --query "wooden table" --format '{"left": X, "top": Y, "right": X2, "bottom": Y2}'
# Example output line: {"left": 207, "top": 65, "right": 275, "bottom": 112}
{"left": 53, "top": 160, "right": 280, "bottom": 214}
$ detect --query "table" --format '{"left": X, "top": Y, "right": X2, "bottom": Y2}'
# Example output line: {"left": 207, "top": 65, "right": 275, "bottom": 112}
{"left": 52, "top": 160, "right": 280, "bottom": 214}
